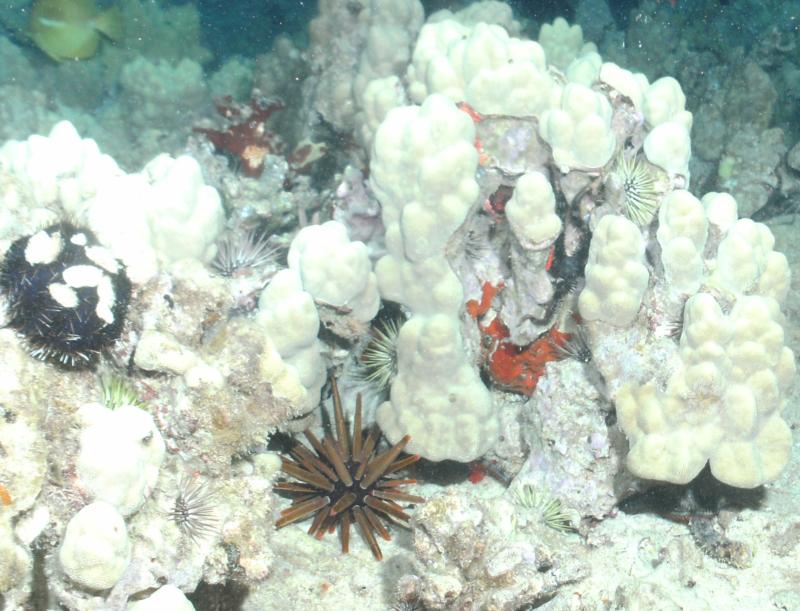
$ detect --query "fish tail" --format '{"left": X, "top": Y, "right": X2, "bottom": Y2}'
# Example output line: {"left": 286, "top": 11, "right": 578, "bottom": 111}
{"left": 93, "top": 5, "right": 122, "bottom": 41}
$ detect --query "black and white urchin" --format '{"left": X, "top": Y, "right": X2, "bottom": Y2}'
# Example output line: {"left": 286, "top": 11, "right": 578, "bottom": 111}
{"left": 210, "top": 229, "right": 280, "bottom": 277}
{"left": 358, "top": 317, "right": 403, "bottom": 393}
{"left": 168, "top": 475, "right": 219, "bottom": 544}
{"left": 0, "top": 222, "right": 131, "bottom": 369}
{"left": 610, "top": 154, "right": 659, "bottom": 226}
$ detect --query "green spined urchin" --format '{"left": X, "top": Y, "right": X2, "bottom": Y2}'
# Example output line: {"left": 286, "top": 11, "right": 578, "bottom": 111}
{"left": 609, "top": 154, "right": 660, "bottom": 226}
{"left": 514, "top": 484, "right": 575, "bottom": 533}
{"left": 100, "top": 376, "right": 143, "bottom": 410}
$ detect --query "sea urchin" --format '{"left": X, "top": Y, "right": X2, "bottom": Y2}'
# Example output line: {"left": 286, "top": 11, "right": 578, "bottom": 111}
{"left": 210, "top": 228, "right": 280, "bottom": 277}
{"left": 610, "top": 153, "right": 659, "bottom": 226}
{"left": 514, "top": 484, "right": 575, "bottom": 533}
{"left": 100, "top": 375, "right": 144, "bottom": 410}
{"left": 0, "top": 222, "right": 130, "bottom": 369}
{"left": 168, "top": 474, "right": 219, "bottom": 544}
{"left": 358, "top": 316, "right": 403, "bottom": 393}
{"left": 274, "top": 379, "right": 424, "bottom": 560}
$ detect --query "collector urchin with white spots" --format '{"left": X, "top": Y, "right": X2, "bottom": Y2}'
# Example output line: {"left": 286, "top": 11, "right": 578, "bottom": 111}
{"left": 0, "top": 221, "right": 131, "bottom": 369}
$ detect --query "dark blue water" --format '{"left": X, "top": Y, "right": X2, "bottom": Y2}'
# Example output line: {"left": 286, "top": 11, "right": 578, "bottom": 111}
{"left": 195, "top": 0, "right": 578, "bottom": 62}
{"left": 196, "top": 0, "right": 315, "bottom": 65}
{"left": 194, "top": 0, "right": 800, "bottom": 62}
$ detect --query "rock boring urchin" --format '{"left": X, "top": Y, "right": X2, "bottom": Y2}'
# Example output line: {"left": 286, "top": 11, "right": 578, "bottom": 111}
{"left": 358, "top": 316, "right": 403, "bottom": 393}
{"left": 274, "top": 379, "right": 424, "bottom": 560}
{"left": 553, "top": 326, "right": 592, "bottom": 364}
{"left": 168, "top": 475, "right": 219, "bottom": 544}
{"left": 610, "top": 153, "right": 659, "bottom": 226}
{"left": 0, "top": 222, "right": 131, "bottom": 369}
{"left": 210, "top": 228, "right": 280, "bottom": 277}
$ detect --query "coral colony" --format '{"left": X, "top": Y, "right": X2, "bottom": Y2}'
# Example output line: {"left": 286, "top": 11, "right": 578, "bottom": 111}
{"left": 0, "top": 2, "right": 798, "bottom": 609}
{"left": 0, "top": 222, "right": 130, "bottom": 369}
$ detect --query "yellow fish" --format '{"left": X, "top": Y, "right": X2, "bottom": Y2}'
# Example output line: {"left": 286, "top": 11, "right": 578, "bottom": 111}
{"left": 28, "top": 0, "right": 122, "bottom": 61}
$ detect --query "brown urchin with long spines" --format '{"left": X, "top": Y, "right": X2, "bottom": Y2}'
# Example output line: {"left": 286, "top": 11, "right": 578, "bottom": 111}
{"left": 274, "top": 378, "right": 424, "bottom": 560}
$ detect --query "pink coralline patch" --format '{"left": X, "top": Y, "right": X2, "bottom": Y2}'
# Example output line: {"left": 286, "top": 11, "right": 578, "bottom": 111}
{"left": 467, "top": 281, "right": 573, "bottom": 396}
{"left": 467, "top": 461, "right": 487, "bottom": 483}
{"left": 194, "top": 95, "right": 285, "bottom": 178}
{"left": 483, "top": 184, "right": 515, "bottom": 219}
{"left": 457, "top": 101, "right": 483, "bottom": 123}
{"left": 457, "top": 101, "right": 490, "bottom": 165}
{"left": 466, "top": 280, "right": 504, "bottom": 318}
{"left": 488, "top": 327, "right": 570, "bottom": 396}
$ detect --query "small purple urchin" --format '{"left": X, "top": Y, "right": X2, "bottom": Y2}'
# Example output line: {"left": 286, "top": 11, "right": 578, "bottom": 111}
{"left": 274, "top": 379, "right": 424, "bottom": 560}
